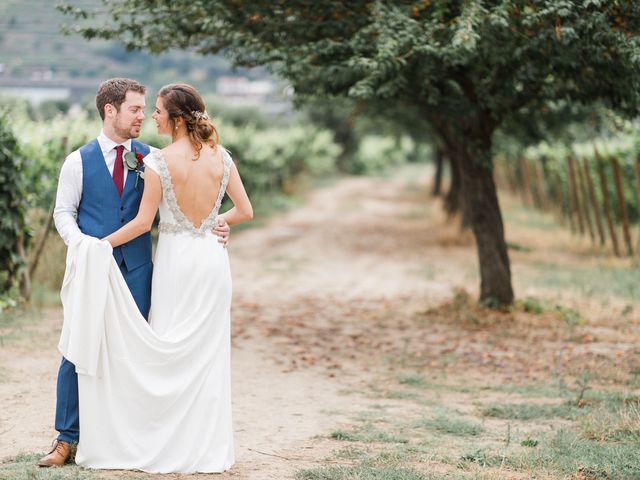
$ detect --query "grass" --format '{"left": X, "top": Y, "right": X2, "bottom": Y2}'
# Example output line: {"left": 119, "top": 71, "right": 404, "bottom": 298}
{"left": 0, "top": 364, "right": 9, "bottom": 383}
{"left": 402, "top": 205, "right": 433, "bottom": 220}
{"left": 0, "top": 306, "right": 44, "bottom": 347}
{"left": 398, "top": 374, "right": 428, "bottom": 387}
{"left": 296, "top": 462, "right": 440, "bottom": 480}
{"left": 317, "top": 371, "right": 640, "bottom": 479}
{"left": 503, "top": 206, "right": 562, "bottom": 232}
{"left": 579, "top": 403, "right": 640, "bottom": 442}
{"left": 506, "top": 241, "right": 533, "bottom": 252}
{"left": 29, "top": 282, "right": 62, "bottom": 309}
{"left": 529, "top": 261, "right": 640, "bottom": 301}
{"left": 265, "top": 254, "right": 306, "bottom": 273}
{"left": 501, "top": 428, "right": 640, "bottom": 479}
{"left": 489, "top": 383, "right": 573, "bottom": 399}
{"left": 0, "top": 453, "right": 97, "bottom": 480}
{"left": 330, "top": 424, "right": 409, "bottom": 444}
{"left": 384, "top": 390, "right": 422, "bottom": 401}
{"left": 332, "top": 445, "right": 369, "bottom": 461}
{"left": 480, "top": 402, "right": 585, "bottom": 421}
{"left": 509, "top": 295, "right": 586, "bottom": 326}
{"left": 418, "top": 412, "right": 484, "bottom": 437}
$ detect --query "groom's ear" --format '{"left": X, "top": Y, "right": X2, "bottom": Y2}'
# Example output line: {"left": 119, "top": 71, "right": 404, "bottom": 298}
{"left": 104, "top": 103, "right": 116, "bottom": 119}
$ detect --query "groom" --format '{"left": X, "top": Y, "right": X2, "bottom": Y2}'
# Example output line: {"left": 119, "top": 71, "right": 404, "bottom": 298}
{"left": 38, "top": 77, "right": 231, "bottom": 467}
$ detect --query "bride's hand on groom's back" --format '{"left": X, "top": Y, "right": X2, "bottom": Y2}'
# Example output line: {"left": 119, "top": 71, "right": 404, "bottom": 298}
{"left": 213, "top": 217, "right": 230, "bottom": 248}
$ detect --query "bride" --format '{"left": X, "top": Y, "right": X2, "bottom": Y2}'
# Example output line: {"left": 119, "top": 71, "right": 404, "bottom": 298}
{"left": 60, "top": 83, "right": 252, "bottom": 473}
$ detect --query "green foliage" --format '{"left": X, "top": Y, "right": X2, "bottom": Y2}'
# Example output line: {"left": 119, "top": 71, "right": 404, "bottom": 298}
{"left": 7, "top": 101, "right": 348, "bottom": 293}
{"left": 221, "top": 122, "right": 339, "bottom": 197}
{"left": 60, "top": 1, "right": 640, "bottom": 135}
{"left": 9, "top": 101, "right": 343, "bottom": 211}
{"left": 350, "top": 135, "right": 416, "bottom": 175}
{"left": 9, "top": 101, "right": 102, "bottom": 210}
{"left": 49, "top": 1, "right": 640, "bottom": 304}
{"left": 516, "top": 128, "right": 640, "bottom": 224}
{"left": 303, "top": 98, "right": 432, "bottom": 174}
{"left": 204, "top": 95, "right": 269, "bottom": 129}
{"left": 0, "top": 113, "right": 28, "bottom": 300}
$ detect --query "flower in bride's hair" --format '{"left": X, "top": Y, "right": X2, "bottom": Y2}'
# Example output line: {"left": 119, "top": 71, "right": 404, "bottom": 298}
{"left": 191, "top": 110, "right": 209, "bottom": 120}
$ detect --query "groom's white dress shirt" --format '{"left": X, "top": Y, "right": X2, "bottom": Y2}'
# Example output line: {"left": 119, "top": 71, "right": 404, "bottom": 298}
{"left": 53, "top": 131, "right": 155, "bottom": 247}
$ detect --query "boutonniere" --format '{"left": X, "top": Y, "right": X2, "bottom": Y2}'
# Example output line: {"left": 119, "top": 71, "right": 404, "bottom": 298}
{"left": 124, "top": 149, "right": 145, "bottom": 190}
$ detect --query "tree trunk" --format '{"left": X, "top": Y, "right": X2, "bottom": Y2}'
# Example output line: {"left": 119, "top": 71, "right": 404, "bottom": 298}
{"left": 444, "top": 151, "right": 462, "bottom": 216}
{"left": 431, "top": 148, "right": 444, "bottom": 197}
{"left": 17, "top": 233, "right": 31, "bottom": 301}
{"left": 334, "top": 120, "right": 358, "bottom": 173}
{"left": 457, "top": 150, "right": 513, "bottom": 305}
{"left": 430, "top": 112, "right": 513, "bottom": 306}
{"left": 519, "top": 157, "right": 534, "bottom": 207}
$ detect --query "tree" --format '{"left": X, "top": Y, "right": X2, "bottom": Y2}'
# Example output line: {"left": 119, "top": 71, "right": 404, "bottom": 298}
{"left": 61, "top": 0, "right": 640, "bottom": 305}
{"left": 0, "top": 114, "right": 29, "bottom": 301}
{"left": 304, "top": 98, "right": 363, "bottom": 173}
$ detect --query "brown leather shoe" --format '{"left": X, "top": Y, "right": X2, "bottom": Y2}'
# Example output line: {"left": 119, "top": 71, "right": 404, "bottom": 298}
{"left": 37, "top": 439, "right": 74, "bottom": 467}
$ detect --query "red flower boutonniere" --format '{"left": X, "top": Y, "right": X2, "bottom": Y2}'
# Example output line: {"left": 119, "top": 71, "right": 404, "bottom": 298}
{"left": 123, "top": 149, "right": 145, "bottom": 190}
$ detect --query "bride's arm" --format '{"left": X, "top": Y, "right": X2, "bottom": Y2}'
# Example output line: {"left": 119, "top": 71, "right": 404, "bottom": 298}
{"left": 103, "top": 169, "right": 163, "bottom": 248}
{"left": 219, "top": 162, "right": 253, "bottom": 226}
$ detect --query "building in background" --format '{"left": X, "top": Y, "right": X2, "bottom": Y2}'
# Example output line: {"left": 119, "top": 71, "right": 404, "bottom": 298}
{"left": 216, "top": 76, "right": 292, "bottom": 116}
{"left": 0, "top": 75, "right": 97, "bottom": 105}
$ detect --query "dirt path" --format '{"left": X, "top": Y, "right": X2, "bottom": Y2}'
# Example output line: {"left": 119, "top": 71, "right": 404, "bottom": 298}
{"left": 0, "top": 165, "right": 442, "bottom": 478}
{"left": 1, "top": 164, "right": 638, "bottom": 479}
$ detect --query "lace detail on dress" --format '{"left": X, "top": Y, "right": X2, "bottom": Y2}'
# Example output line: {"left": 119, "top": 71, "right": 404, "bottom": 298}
{"left": 156, "top": 148, "right": 232, "bottom": 237}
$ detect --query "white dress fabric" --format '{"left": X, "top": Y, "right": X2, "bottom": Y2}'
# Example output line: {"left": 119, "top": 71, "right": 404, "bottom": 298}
{"left": 58, "top": 148, "right": 235, "bottom": 473}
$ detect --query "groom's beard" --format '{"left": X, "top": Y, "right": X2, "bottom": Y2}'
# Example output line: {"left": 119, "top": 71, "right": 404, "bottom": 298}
{"left": 113, "top": 117, "right": 142, "bottom": 139}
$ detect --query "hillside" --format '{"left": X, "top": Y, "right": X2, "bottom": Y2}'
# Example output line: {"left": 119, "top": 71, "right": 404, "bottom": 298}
{"left": 0, "top": 0, "right": 260, "bottom": 94}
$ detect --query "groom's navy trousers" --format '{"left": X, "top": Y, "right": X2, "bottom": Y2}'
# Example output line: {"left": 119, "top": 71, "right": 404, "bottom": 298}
{"left": 55, "top": 139, "right": 152, "bottom": 444}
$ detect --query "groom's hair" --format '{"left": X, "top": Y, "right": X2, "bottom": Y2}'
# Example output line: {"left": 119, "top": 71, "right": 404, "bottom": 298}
{"left": 96, "top": 78, "right": 146, "bottom": 120}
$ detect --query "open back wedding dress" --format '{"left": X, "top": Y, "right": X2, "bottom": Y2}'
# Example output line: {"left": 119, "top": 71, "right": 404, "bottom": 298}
{"left": 58, "top": 148, "right": 235, "bottom": 473}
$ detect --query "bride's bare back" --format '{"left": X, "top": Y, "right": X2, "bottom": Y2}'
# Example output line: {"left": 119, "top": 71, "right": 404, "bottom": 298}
{"left": 161, "top": 142, "right": 224, "bottom": 229}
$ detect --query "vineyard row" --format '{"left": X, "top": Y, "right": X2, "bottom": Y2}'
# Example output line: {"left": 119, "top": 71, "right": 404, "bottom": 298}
{"left": 496, "top": 150, "right": 640, "bottom": 257}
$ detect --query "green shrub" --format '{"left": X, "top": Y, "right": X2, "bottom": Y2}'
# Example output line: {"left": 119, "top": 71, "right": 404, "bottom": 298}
{"left": 0, "top": 112, "right": 29, "bottom": 302}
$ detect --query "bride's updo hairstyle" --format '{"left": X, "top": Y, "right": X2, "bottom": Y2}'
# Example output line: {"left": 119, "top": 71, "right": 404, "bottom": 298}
{"left": 157, "top": 83, "right": 220, "bottom": 160}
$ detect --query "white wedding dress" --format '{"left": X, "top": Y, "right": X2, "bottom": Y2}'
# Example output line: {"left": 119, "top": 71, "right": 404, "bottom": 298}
{"left": 58, "top": 149, "right": 235, "bottom": 473}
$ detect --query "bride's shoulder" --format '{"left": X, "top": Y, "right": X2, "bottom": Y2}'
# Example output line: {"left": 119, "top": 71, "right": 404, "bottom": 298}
{"left": 145, "top": 147, "right": 165, "bottom": 158}
{"left": 216, "top": 145, "right": 234, "bottom": 163}
{"left": 143, "top": 148, "right": 165, "bottom": 173}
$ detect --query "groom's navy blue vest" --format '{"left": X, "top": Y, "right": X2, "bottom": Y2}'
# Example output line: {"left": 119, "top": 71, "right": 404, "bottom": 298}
{"left": 77, "top": 139, "right": 152, "bottom": 271}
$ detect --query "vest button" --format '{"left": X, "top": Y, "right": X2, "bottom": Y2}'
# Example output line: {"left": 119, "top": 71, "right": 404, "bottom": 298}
{"left": 121, "top": 219, "right": 125, "bottom": 223}
{"left": 120, "top": 206, "right": 124, "bottom": 211}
